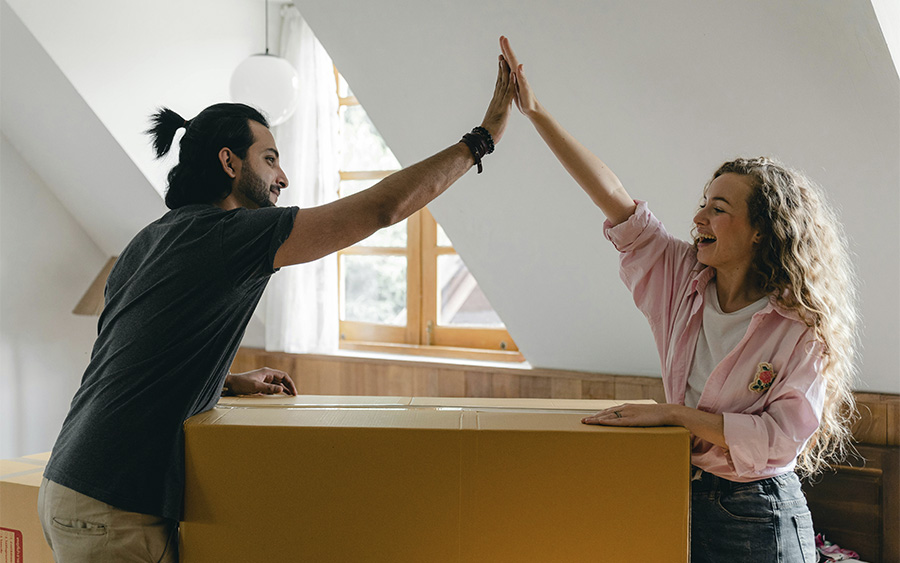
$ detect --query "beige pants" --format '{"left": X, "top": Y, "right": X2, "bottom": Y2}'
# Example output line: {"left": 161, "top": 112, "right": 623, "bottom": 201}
{"left": 37, "top": 478, "right": 178, "bottom": 563}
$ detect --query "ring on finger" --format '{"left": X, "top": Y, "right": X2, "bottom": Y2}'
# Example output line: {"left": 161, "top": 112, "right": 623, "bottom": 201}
{"left": 614, "top": 410, "right": 622, "bottom": 418}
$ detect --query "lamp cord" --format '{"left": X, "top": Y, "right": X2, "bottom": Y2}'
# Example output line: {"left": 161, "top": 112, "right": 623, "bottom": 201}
{"left": 264, "top": 0, "right": 269, "bottom": 55}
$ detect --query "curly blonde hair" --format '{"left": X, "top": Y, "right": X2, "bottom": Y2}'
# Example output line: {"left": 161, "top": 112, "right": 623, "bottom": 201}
{"left": 710, "top": 157, "right": 860, "bottom": 476}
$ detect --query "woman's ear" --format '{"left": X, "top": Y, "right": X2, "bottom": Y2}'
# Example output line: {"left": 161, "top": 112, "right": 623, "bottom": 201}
{"left": 218, "top": 147, "right": 239, "bottom": 179}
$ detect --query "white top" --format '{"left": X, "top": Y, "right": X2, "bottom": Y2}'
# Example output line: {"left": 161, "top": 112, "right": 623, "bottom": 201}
{"left": 685, "top": 281, "right": 769, "bottom": 409}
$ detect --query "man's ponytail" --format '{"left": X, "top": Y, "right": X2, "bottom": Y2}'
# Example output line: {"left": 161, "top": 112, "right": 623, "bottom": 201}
{"left": 146, "top": 107, "right": 188, "bottom": 158}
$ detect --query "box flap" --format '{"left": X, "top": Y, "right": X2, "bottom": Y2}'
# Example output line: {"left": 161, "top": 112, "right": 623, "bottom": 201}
{"left": 1, "top": 460, "right": 41, "bottom": 479}
{"left": 1, "top": 467, "right": 44, "bottom": 487}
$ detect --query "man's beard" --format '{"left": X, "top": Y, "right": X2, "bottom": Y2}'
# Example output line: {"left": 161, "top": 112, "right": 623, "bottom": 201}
{"left": 236, "top": 163, "right": 274, "bottom": 208}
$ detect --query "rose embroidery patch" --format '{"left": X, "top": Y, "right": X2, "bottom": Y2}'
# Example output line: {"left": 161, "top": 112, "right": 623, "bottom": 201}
{"left": 749, "top": 362, "right": 777, "bottom": 393}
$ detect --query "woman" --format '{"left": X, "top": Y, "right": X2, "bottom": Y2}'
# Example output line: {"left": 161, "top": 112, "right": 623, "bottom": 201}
{"left": 498, "top": 36, "right": 858, "bottom": 562}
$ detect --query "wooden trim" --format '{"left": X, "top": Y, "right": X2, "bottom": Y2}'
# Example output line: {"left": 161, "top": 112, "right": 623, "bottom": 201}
{"left": 420, "top": 208, "right": 438, "bottom": 345}
{"left": 418, "top": 208, "right": 519, "bottom": 351}
{"left": 339, "top": 321, "right": 406, "bottom": 344}
{"left": 339, "top": 342, "right": 524, "bottom": 363}
{"left": 406, "top": 211, "right": 423, "bottom": 345}
{"left": 429, "top": 326, "right": 518, "bottom": 351}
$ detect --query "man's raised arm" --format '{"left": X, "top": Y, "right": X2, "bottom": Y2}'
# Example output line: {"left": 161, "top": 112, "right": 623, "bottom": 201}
{"left": 273, "top": 55, "right": 515, "bottom": 268}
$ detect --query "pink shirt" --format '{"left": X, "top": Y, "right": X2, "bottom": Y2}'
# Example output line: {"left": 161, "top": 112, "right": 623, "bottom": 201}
{"left": 604, "top": 201, "right": 825, "bottom": 481}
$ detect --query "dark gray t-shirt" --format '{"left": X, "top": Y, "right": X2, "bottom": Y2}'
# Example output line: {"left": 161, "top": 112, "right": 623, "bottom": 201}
{"left": 44, "top": 203, "right": 298, "bottom": 520}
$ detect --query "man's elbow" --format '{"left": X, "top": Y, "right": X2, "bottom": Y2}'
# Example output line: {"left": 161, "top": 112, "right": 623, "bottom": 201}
{"left": 374, "top": 201, "right": 400, "bottom": 229}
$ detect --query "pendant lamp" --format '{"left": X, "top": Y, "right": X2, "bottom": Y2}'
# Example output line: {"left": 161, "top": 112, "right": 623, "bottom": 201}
{"left": 230, "top": 0, "right": 300, "bottom": 126}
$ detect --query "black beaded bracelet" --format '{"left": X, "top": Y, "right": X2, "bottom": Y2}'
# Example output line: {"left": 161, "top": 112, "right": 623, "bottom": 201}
{"left": 472, "top": 126, "right": 495, "bottom": 154}
{"left": 460, "top": 126, "right": 495, "bottom": 173}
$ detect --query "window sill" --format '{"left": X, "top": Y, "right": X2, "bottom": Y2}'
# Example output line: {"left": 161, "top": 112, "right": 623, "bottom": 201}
{"left": 334, "top": 341, "right": 529, "bottom": 369}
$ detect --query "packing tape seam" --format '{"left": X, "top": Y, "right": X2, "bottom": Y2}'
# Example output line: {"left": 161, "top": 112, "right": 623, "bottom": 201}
{"left": 0, "top": 467, "right": 44, "bottom": 480}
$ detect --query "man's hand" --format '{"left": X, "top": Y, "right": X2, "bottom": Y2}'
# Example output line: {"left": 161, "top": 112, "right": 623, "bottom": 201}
{"left": 479, "top": 50, "right": 516, "bottom": 143}
{"left": 224, "top": 367, "right": 297, "bottom": 396}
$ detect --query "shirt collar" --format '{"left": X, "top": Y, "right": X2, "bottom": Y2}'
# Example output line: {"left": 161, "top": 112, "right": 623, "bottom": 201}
{"left": 689, "top": 267, "right": 805, "bottom": 324}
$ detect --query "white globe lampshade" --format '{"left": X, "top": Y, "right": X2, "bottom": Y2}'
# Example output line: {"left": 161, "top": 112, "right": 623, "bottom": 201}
{"left": 230, "top": 54, "right": 300, "bottom": 126}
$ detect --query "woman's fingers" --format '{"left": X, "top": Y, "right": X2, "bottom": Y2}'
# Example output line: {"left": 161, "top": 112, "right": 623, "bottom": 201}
{"left": 500, "top": 36, "right": 519, "bottom": 70}
{"left": 499, "top": 37, "right": 538, "bottom": 115}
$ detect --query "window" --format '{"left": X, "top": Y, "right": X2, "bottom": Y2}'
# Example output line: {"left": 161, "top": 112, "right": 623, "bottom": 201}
{"left": 334, "top": 69, "right": 520, "bottom": 362}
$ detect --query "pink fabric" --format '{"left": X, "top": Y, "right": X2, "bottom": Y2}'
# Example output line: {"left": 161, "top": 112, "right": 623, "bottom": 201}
{"left": 604, "top": 201, "right": 825, "bottom": 481}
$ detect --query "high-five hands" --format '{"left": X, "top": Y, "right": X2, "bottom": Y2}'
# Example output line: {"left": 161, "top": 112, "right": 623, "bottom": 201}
{"left": 500, "top": 36, "right": 541, "bottom": 117}
{"left": 479, "top": 50, "right": 517, "bottom": 144}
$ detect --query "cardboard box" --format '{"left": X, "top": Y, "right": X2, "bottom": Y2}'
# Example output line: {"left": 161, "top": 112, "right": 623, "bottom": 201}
{"left": 0, "top": 452, "right": 53, "bottom": 563}
{"left": 183, "top": 396, "right": 690, "bottom": 562}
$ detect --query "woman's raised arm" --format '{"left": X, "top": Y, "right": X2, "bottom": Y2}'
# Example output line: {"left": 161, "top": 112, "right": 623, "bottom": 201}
{"left": 500, "top": 36, "right": 636, "bottom": 226}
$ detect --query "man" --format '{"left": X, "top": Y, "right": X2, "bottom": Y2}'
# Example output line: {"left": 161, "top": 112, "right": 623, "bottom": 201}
{"left": 38, "top": 56, "right": 514, "bottom": 562}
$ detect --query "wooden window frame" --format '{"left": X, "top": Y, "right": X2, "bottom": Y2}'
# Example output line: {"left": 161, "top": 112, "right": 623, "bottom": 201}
{"left": 334, "top": 69, "right": 521, "bottom": 362}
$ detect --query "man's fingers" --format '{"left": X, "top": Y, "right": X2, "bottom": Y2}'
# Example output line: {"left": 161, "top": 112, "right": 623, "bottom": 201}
{"left": 281, "top": 374, "right": 298, "bottom": 396}
{"left": 255, "top": 381, "right": 284, "bottom": 395}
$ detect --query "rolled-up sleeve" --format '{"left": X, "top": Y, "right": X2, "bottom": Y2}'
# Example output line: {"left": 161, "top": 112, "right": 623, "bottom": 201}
{"left": 722, "top": 339, "right": 825, "bottom": 477}
{"left": 604, "top": 201, "right": 699, "bottom": 327}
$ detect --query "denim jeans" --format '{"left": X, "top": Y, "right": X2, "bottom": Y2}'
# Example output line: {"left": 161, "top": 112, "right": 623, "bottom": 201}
{"left": 37, "top": 478, "right": 178, "bottom": 563}
{"left": 691, "top": 469, "right": 816, "bottom": 563}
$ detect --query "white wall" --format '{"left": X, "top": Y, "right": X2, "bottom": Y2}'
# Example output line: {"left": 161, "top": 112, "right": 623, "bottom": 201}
{"left": 0, "top": 135, "right": 106, "bottom": 458}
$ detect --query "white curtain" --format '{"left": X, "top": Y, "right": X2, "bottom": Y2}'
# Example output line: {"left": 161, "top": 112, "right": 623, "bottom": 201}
{"left": 264, "top": 6, "right": 340, "bottom": 354}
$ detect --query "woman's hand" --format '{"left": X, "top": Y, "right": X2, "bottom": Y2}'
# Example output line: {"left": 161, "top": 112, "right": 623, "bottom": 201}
{"left": 224, "top": 367, "right": 298, "bottom": 396}
{"left": 500, "top": 36, "right": 541, "bottom": 118}
{"left": 479, "top": 51, "right": 516, "bottom": 144}
{"left": 582, "top": 403, "right": 678, "bottom": 427}
{"left": 583, "top": 403, "right": 727, "bottom": 449}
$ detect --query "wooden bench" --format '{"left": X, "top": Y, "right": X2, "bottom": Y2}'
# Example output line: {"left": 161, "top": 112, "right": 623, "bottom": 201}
{"left": 803, "top": 444, "right": 899, "bottom": 563}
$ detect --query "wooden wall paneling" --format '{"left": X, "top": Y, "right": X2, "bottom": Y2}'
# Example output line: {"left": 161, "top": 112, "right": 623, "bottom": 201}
{"left": 550, "top": 377, "right": 582, "bottom": 399}
{"left": 582, "top": 379, "right": 616, "bottom": 400}
{"left": 464, "top": 370, "right": 492, "bottom": 397}
{"left": 437, "top": 368, "right": 466, "bottom": 397}
{"left": 384, "top": 364, "right": 414, "bottom": 396}
{"left": 409, "top": 366, "right": 438, "bottom": 396}
{"left": 491, "top": 372, "right": 519, "bottom": 398}
{"left": 887, "top": 398, "right": 899, "bottom": 447}
{"left": 803, "top": 445, "right": 900, "bottom": 563}
{"left": 853, "top": 394, "right": 888, "bottom": 446}
{"left": 613, "top": 375, "right": 665, "bottom": 402}
{"left": 876, "top": 445, "right": 900, "bottom": 563}
{"left": 316, "top": 361, "right": 344, "bottom": 395}
{"left": 805, "top": 466, "right": 883, "bottom": 562}
{"left": 296, "top": 361, "right": 317, "bottom": 395}
{"left": 520, "top": 375, "right": 552, "bottom": 399}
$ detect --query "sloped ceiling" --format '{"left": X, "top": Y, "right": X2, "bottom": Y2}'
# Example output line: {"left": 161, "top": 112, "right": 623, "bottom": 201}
{"left": 1, "top": 1, "right": 166, "bottom": 255}
{"left": 2, "top": 0, "right": 898, "bottom": 393}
